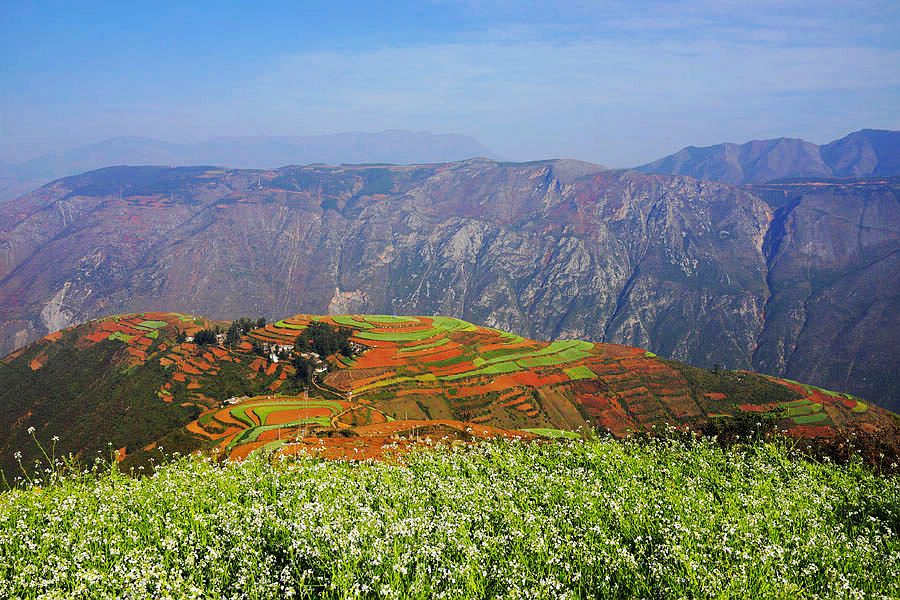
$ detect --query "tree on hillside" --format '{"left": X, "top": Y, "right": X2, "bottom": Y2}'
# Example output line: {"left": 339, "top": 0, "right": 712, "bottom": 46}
{"left": 295, "top": 322, "right": 354, "bottom": 357}
{"left": 194, "top": 329, "right": 217, "bottom": 346}
{"left": 292, "top": 355, "right": 317, "bottom": 384}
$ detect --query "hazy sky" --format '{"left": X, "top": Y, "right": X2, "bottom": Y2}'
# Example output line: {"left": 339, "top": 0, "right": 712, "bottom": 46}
{"left": 2, "top": 1, "right": 899, "bottom": 167}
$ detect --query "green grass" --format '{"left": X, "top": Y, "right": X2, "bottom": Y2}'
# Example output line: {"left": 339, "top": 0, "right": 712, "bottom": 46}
{"left": 273, "top": 320, "right": 306, "bottom": 330}
{"left": 353, "top": 374, "right": 438, "bottom": 393}
{"left": 440, "top": 360, "right": 522, "bottom": 381}
{"left": 331, "top": 315, "right": 374, "bottom": 329}
{"left": 398, "top": 337, "right": 449, "bottom": 352}
{"left": 564, "top": 365, "right": 596, "bottom": 380}
{"left": 364, "top": 315, "right": 418, "bottom": 324}
{"left": 137, "top": 320, "right": 168, "bottom": 329}
{"left": 792, "top": 412, "right": 831, "bottom": 425}
{"left": 484, "top": 339, "right": 594, "bottom": 366}
{"left": 2, "top": 437, "right": 898, "bottom": 599}
{"left": 355, "top": 328, "right": 441, "bottom": 342}
{"left": 523, "top": 428, "right": 582, "bottom": 439}
{"left": 107, "top": 331, "right": 134, "bottom": 343}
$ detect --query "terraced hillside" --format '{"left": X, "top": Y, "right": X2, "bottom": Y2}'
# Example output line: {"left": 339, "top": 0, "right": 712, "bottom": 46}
{"left": 2, "top": 313, "right": 897, "bottom": 473}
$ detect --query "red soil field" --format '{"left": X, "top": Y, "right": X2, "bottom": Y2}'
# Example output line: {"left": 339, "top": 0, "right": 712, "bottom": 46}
{"left": 422, "top": 348, "right": 464, "bottom": 362}
{"left": 431, "top": 361, "right": 477, "bottom": 376}
{"left": 172, "top": 372, "right": 186, "bottom": 382}
{"left": 785, "top": 425, "right": 838, "bottom": 438}
{"left": 265, "top": 406, "right": 333, "bottom": 425}
{"left": 449, "top": 381, "right": 508, "bottom": 398}
{"left": 180, "top": 364, "right": 202, "bottom": 376}
{"left": 28, "top": 354, "right": 48, "bottom": 370}
{"left": 476, "top": 339, "right": 538, "bottom": 354}
{"left": 394, "top": 388, "right": 444, "bottom": 397}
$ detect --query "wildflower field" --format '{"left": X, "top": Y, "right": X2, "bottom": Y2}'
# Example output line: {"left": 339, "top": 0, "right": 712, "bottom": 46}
{"left": 2, "top": 437, "right": 898, "bottom": 599}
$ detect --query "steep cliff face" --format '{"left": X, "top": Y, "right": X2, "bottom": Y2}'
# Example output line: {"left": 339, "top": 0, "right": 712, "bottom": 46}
{"left": 750, "top": 180, "right": 900, "bottom": 409}
{"left": 1, "top": 161, "right": 898, "bottom": 410}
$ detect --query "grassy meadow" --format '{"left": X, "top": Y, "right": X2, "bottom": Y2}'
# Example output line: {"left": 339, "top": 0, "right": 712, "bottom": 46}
{"left": 1, "top": 435, "right": 898, "bottom": 599}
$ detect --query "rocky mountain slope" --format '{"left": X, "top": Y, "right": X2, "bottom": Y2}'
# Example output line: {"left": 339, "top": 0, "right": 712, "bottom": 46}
{"left": 0, "top": 161, "right": 898, "bottom": 412}
{"left": 3, "top": 312, "right": 895, "bottom": 477}
{"left": 636, "top": 129, "right": 900, "bottom": 184}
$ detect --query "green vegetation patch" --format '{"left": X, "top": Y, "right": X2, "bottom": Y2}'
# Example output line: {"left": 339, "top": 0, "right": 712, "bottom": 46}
{"left": 3, "top": 439, "right": 898, "bottom": 598}
{"left": 332, "top": 315, "right": 374, "bottom": 329}
{"left": 107, "top": 331, "right": 135, "bottom": 343}
{"left": 274, "top": 320, "right": 306, "bottom": 330}
{"left": 792, "top": 412, "right": 830, "bottom": 425}
{"left": 399, "top": 337, "right": 449, "bottom": 352}
{"left": 250, "top": 401, "right": 344, "bottom": 425}
{"left": 365, "top": 315, "right": 419, "bottom": 324}
{"left": 485, "top": 340, "right": 593, "bottom": 366}
{"left": 137, "top": 320, "right": 168, "bottom": 329}
{"left": 356, "top": 328, "right": 441, "bottom": 342}
{"left": 441, "top": 361, "right": 522, "bottom": 381}
{"left": 564, "top": 366, "right": 596, "bottom": 380}
{"left": 523, "top": 428, "right": 582, "bottom": 439}
{"left": 852, "top": 401, "right": 868, "bottom": 413}
{"left": 518, "top": 346, "right": 593, "bottom": 368}
{"left": 354, "top": 374, "right": 438, "bottom": 393}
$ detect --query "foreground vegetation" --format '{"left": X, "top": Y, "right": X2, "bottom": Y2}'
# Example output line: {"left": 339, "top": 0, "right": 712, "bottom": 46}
{"left": 2, "top": 436, "right": 898, "bottom": 599}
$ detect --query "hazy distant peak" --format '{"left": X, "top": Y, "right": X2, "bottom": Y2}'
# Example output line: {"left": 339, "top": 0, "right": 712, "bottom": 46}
{"left": 636, "top": 130, "right": 900, "bottom": 184}
{"left": 3, "top": 130, "right": 498, "bottom": 194}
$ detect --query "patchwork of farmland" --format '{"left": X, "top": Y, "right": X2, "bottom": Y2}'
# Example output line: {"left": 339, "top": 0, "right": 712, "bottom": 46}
{"left": 5, "top": 311, "right": 897, "bottom": 469}
{"left": 181, "top": 313, "right": 897, "bottom": 460}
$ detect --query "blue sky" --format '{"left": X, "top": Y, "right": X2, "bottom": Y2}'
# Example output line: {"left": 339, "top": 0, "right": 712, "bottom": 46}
{"left": 1, "top": 0, "right": 898, "bottom": 167}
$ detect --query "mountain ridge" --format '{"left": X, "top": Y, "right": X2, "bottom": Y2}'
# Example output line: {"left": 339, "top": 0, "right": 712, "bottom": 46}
{"left": 0, "top": 130, "right": 498, "bottom": 203}
{"left": 636, "top": 129, "right": 900, "bottom": 183}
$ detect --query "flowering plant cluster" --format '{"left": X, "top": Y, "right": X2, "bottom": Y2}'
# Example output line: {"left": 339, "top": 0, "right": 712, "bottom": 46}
{"left": 1, "top": 436, "right": 898, "bottom": 599}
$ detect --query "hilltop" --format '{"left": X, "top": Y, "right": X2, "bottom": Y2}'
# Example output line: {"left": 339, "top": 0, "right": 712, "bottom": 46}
{"left": 2, "top": 312, "right": 897, "bottom": 476}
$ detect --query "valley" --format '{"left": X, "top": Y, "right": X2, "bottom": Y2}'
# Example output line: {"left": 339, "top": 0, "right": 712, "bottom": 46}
{"left": 1, "top": 160, "right": 898, "bottom": 412}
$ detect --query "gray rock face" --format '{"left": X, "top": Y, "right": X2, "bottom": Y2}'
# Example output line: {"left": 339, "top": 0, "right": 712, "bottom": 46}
{"left": 1, "top": 161, "right": 898, "bottom": 411}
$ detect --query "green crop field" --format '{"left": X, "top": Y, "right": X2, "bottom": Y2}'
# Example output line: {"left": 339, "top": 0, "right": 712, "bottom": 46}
{"left": 364, "top": 315, "right": 418, "bottom": 324}
{"left": 274, "top": 320, "right": 306, "bottom": 330}
{"left": 399, "top": 337, "right": 449, "bottom": 352}
{"left": 355, "top": 328, "right": 442, "bottom": 342}
{"left": 3, "top": 437, "right": 898, "bottom": 599}
{"left": 331, "top": 315, "right": 374, "bottom": 329}
{"left": 793, "top": 412, "right": 831, "bottom": 425}
{"left": 564, "top": 365, "right": 596, "bottom": 380}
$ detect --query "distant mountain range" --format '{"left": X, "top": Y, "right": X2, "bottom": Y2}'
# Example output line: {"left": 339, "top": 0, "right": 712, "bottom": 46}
{"left": 635, "top": 129, "right": 900, "bottom": 184}
{"left": 0, "top": 130, "right": 496, "bottom": 202}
